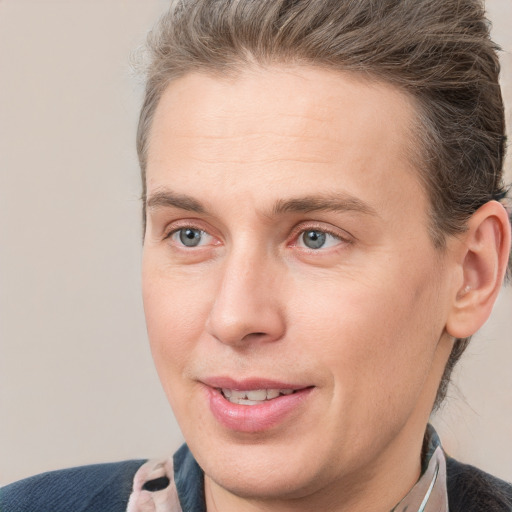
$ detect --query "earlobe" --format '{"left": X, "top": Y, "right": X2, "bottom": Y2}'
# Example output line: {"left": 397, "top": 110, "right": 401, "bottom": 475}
{"left": 446, "top": 201, "right": 511, "bottom": 339}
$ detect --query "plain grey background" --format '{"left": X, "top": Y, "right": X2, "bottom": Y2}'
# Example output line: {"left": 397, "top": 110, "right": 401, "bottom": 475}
{"left": 1, "top": 0, "right": 511, "bottom": 486}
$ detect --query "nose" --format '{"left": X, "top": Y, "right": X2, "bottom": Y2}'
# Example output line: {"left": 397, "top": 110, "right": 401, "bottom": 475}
{"left": 205, "top": 247, "right": 286, "bottom": 347}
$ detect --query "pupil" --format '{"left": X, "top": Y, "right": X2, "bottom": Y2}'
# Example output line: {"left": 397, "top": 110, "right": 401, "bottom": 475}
{"left": 179, "top": 228, "right": 201, "bottom": 247}
{"left": 304, "top": 230, "right": 326, "bottom": 249}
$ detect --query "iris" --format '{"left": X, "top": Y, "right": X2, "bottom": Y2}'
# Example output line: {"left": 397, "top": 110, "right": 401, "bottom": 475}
{"left": 302, "top": 230, "right": 327, "bottom": 249}
{"left": 179, "top": 228, "right": 203, "bottom": 247}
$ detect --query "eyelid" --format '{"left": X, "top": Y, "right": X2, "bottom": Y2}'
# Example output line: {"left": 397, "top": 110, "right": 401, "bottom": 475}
{"left": 163, "top": 218, "right": 210, "bottom": 238}
{"left": 163, "top": 220, "right": 221, "bottom": 248}
{"left": 161, "top": 219, "right": 352, "bottom": 251}
{"left": 289, "top": 222, "right": 354, "bottom": 247}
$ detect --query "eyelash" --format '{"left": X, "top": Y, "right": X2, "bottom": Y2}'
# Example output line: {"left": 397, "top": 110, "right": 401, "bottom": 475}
{"left": 163, "top": 222, "right": 352, "bottom": 251}
{"left": 290, "top": 224, "right": 351, "bottom": 251}
{"left": 164, "top": 222, "right": 212, "bottom": 244}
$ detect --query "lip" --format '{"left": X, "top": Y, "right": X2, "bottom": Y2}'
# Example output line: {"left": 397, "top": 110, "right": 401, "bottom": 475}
{"left": 201, "top": 376, "right": 308, "bottom": 391}
{"left": 201, "top": 377, "right": 314, "bottom": 433}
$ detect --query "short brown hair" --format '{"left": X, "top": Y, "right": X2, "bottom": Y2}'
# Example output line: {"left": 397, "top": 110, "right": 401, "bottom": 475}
{"left": 137, "top": 0, "right": 510, "bottom": 408}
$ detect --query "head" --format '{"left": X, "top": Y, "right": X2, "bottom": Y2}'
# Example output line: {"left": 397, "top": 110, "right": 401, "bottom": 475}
{"left": 138, "top": 0, "right": 511, "bottom": 508}
{"left": 138, "top": 0, "right": 510, "bottom": 409}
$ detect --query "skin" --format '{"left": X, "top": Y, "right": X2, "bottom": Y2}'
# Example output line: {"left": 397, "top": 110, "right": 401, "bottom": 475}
{"left": 141, "top": 66, "right": 508, "bottom": 511}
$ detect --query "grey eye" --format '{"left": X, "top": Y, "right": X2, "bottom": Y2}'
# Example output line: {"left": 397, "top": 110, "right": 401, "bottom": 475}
{"left": 302, "top": 230, "right": 327, "bottom": 249}
{"left": 178, "top": 228, "right": 203, "bottom": 247}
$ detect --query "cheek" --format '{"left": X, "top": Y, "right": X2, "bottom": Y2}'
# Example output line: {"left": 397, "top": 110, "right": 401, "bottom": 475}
{"left": 142, "top": 270, "right": 214, "bottom": 430}
{"left": 142, "top": 262, "right": 214, "bottom": 383}
{"left": 289, "top": 261, "right": 444, "bottom": 400}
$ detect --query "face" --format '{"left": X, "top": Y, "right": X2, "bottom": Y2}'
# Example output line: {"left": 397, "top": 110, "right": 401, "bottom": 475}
{"left": 142, "top": 66, "right": 455, "bottom": 505}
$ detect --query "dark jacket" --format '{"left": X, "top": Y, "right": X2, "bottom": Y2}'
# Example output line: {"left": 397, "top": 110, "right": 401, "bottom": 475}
{"left": 1, "top": 452, "right": 511, "bottom": 511}
{"left": 445, "top": 456, "right": 512, "bottom": 511}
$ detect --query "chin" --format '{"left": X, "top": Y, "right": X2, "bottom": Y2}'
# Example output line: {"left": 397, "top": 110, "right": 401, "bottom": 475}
{"left": 206, "top": 459, "right": 327, "bottom": 501}
{"left": 189, "top": 429, "right": 337, "bottom": 501}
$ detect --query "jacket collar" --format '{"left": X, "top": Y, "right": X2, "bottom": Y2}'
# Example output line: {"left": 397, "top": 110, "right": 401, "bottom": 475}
{"left": 128, "top": 424, "right": 448, "bottom": 512}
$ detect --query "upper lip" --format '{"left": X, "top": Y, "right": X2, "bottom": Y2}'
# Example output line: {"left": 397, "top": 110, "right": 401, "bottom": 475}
{"left": 201, "top": 376, "right": 310, "bottom": 391}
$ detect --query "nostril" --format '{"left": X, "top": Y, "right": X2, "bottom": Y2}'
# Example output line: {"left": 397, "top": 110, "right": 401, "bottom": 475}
{"left": 241, "top": 332, "right": 267, "bottom": 341}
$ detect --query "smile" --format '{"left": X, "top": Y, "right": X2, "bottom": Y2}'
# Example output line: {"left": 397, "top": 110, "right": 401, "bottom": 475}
{"left": 220, "top": 388, "right": 295, "bottom": 405}
{"left": 203, "top": 381, "right": 314, "bottom": 433}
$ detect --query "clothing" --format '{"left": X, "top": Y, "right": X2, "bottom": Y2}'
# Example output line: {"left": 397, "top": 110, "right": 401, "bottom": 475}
{"left": 0, "top": 459, "right": 145, "bottom": 512}
{"left": 126, "top": 427, "right": 449, "bottom": 512}
{"left": 445, "top": 456, "right": 512, "bottom": 511}
{"left": 1, "top": 428, "right": 511, "bottom": 511}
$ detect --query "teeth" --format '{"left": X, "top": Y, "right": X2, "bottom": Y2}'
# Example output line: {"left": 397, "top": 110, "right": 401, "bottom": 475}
{"left": 237, "top": 399, "right": 262, "bottom": 405}
{"left": 246, "top": 389, "right": 267, "bottom": 401}
{"left": 221, "top": 388, "right": 296, "bottom": 403}
{"left": 266, "top": 389, "right": 280, "bottom": 399}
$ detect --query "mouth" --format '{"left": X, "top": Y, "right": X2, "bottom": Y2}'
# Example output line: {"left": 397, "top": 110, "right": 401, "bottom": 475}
{"left": 203, "top": 379, "right": 314, "bottom": 432}
{"left": 219, "top": 388, "right": 296, "bottom": 405}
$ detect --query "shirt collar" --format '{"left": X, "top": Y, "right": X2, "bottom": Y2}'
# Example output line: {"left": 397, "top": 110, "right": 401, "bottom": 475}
{"left": 391, "top": 424, "right": 449, "bottom": 512}
{"left": 128, "top": 424, "right": 448, "bottom": 512}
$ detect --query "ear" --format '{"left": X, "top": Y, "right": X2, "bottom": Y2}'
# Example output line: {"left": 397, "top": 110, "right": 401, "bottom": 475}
{"left": 446, "top": 200, "right": 511, "bottom": 339}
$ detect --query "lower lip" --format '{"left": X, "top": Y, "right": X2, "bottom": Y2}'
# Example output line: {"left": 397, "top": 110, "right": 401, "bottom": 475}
{"left": 206, "top": 387, "right": 314, "bottom": 433}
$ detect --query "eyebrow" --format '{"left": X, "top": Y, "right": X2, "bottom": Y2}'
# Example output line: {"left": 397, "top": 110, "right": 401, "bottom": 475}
{"left": 146, "top": 190, "right": 206, "bottom": 214}
{"left": 271, "top": 194, "right": 378, "bottom": 217}
{"left": 146, "top": 189, "right": 378, "bottom": 218}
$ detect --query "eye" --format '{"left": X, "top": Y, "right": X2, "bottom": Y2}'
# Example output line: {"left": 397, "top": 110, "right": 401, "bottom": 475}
{"left": 297, "top": 229, "right": 342, "bottom": 250}
{"left": 170, "top": 227, "right": 213, "bottom": 248}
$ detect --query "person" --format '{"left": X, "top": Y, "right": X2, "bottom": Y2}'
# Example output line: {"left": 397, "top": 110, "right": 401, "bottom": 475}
{"left": 1, "top": 0, "right": 511, "bottom": 510}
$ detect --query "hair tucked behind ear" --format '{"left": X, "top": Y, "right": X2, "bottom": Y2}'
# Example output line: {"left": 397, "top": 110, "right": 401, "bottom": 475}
{"left": 136, "top": 0, "right": 510, "bottom": 409}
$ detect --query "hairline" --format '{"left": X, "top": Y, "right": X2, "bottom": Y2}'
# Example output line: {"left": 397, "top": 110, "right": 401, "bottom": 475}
{"left": 140, "top": 60, "right": 451, "bottom": 251}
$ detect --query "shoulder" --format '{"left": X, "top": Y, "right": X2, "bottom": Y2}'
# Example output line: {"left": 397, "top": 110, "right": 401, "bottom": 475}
{"left": 446, "top": 456, "right": 512, "bottom": 511}
{"left": 0, "top": 459, "right": 146, "bottom": 512}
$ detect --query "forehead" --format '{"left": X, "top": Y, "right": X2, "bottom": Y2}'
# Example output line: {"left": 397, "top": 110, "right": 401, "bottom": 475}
{"left": 149, "top": 65, "right": 417, "bottom": 161}
{"left": 146, "top": 65, "right": 426, "bottom": 225}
